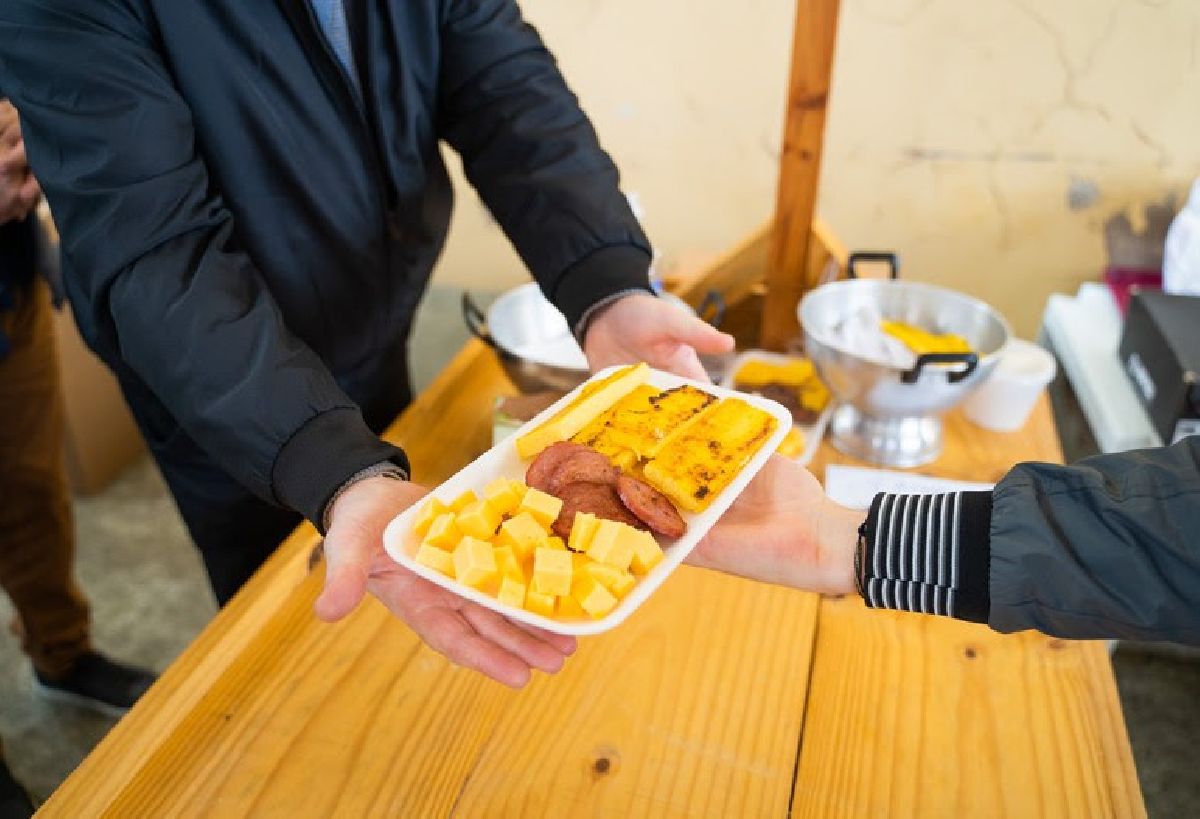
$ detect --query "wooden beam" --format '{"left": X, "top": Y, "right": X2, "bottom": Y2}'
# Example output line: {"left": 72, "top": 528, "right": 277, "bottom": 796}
{"left": 760, "top": 0, "right": 843, "bottom": 351}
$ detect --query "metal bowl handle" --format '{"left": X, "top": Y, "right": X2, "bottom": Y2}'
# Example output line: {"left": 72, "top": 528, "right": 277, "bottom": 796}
{"left": 901, "top": 352, "right": 979, "bottom": 384}
{"left": 461, "top": 292, "right": 498, "bottom": 349}
{"left": 847, "top": 251, "right": 900, "bottom": 280}
{"left": 696, "top": 289, "right": 727, "bottom": 329}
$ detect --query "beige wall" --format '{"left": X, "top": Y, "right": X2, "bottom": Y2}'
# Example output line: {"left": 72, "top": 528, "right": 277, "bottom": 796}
{"left": 434, "top": 0, "right": 1200, "bottom": 338}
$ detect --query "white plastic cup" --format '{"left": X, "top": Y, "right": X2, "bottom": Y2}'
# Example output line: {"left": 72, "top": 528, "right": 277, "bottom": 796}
{"left": 962, "top": 339, "right": 1057, "bottom": 432}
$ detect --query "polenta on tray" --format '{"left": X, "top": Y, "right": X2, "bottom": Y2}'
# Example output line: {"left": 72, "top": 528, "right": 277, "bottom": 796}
{"left": 383, "top": 363, "right": 791, "bottom": 635}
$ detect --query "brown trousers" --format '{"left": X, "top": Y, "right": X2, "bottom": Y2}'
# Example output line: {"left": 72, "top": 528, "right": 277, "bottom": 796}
{"left": 0, "top": 278, "right": 90, "bottom": 678}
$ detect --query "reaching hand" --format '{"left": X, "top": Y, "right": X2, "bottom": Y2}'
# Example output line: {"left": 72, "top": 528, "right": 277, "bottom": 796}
{"left": 317, "top": 476, "right": 577, "bottom": 688}
{"left": 582, "top": 293, "right": 734, "bottom": 382}
{"left": 687, "top": 455, "right": 863, "bottom": 595}
{"left": 0, "top": 99, "right": 41, "bottom": 225}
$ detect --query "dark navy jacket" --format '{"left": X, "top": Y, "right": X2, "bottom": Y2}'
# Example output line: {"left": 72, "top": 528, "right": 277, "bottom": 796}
{"left": 0, "top": 1, "right": 651, "bottom": 524}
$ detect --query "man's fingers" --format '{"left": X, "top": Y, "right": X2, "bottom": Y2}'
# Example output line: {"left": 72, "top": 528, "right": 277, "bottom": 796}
{"left": 314, "top": 526, "right": 373, "bottom": 622}
{"left": 418, "top": 607, "right": 533, "bottom": 688}
{"left": 665, "top": 310, "right": 735, "bottom": 356}
{"left": 460, "top": 605, "right": 568, "bottom": 674}
{"left": 511, "top": 620, "right": 578, "bottom": 657}
{"left": 0, "top": 141, "right": 26, "bottom": 175}
{"left": 656, "top": 344, "right": 710, "bottom": 382}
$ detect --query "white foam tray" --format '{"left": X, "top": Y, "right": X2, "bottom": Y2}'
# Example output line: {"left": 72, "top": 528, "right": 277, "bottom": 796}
{"left": 720, "top": 350, "right": 834, "bottom": 467}
{"left": 383, "top": 365, "right": 791, "bottom": 636}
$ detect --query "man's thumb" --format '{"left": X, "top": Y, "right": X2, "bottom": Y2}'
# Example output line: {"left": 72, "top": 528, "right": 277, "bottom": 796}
{"left": 314, "top": 529, "right": 370, "bottom": 622}
{"left": 668, "top": 311, "right": 735, "bottom": 355}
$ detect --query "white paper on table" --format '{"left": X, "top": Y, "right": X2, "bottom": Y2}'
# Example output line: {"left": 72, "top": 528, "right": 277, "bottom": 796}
{"left": 824, "top": 464, "right": 994, "bottom": 509}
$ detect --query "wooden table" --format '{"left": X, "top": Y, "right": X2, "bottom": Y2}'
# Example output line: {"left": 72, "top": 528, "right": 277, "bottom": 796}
{"left": 40, "top": 341, "right": 1144, "bottom": 818}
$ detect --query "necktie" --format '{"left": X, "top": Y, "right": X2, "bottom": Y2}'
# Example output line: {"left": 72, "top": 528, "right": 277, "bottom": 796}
{"left": 309, "top": 0, "right": 360, "bottom": 93}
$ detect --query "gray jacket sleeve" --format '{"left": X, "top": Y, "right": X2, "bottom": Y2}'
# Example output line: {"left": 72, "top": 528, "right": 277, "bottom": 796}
{"left": 988, "top": 436, "right": 1200, "bottom": 643}
{"left": 856, "top": 436, "right": 1200, "bottom": 645}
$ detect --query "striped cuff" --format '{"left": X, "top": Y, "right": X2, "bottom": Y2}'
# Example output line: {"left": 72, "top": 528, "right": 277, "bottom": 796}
{"left": 856, "top": 490, "right": 993, "bottom": 622}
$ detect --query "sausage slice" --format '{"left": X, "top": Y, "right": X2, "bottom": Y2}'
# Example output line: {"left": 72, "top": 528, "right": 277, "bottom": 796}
{"left": 551, "top": 481, "right": 647, "bottom": 541}
{"left": 525, "top": 441, "right": 588, "bottom": 493}
{"left": 616, "top": 474, "right": 687, "bottom": 538}
{"left": 546, "top": 449, "right": 619, "bottom": 495}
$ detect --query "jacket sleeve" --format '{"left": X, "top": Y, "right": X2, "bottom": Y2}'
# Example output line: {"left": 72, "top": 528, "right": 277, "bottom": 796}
{"left": 856, "top": 436, "right": 1200, "bottom": 644}
{"left": 436, "top": 0, "right": 654, "bottom": 331}
{"left": 986, "top": 436, "right": 1200, "bottom": 643}
{"left": 0, "top": 0, "right": 407, "bottom": 528}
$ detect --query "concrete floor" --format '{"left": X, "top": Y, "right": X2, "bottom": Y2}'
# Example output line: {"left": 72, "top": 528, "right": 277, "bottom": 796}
{"left": 1, "top": 286, "right": 1197, "bottom": 815}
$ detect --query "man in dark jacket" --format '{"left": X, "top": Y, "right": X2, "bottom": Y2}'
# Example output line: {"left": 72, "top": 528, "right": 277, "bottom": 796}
{"left": 0, "top": 1, "right": 733, "bottom": 687}
{"left": 694, "top": 437, "right": 1200, "bottom": 644}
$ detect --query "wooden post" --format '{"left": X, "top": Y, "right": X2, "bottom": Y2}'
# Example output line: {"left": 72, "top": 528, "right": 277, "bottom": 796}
{"left": 760, "top": 0, "right": 843, "bottom": 351}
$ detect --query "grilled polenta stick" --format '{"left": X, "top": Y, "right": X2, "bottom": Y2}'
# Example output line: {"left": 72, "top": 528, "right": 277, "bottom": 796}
{"left": 574, "top": 385, "right": 716, "bottom": 461}
{"left": 516, "top": 363, "right": 650, "bottom": 459}
{"left": 642, "top": 398, "right": 778, "bottom": 512}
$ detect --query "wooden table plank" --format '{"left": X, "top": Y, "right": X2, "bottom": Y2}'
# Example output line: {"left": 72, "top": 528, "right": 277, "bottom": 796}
{"left": 39, "top": 340, "right": 823, "bottom": 817}
{"left": 794, "top": 398, "right": 1145, "bottom": 818}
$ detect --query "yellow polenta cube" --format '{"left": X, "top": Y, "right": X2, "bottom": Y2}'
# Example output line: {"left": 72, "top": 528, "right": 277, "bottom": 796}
{"left": 518, "top": 488, "right": 563, "bottom": 528}
{"left": 629, "top": 529, "right": 665, "bottom": 575}
{"left": 483, "top": 478, "right": 522, "bottom": 516}
{"left": 448, "top": 490, "right": 478, "bottom": 513}
{"left": 493, "top": 544, "right": 526, "bottom": 582}
{"left": 497, "top": 576, "right": 527, "bottom": 609}
{"left": 453, "top": 536, "right": 497, "bottom": 589}
{"left": 586, "top": 520, "right": 635, "bottom": 571}
{"left": 412, "top": 498, "right": 449, "bottom": 539}
{"left": 414, "top": 543, "right": 454, "bottom": 576}
{"left": 557, "top": 594, "right": 586, "bottom": 619}
{"left": 585, "top": 562, "right": 636, "bottom": 598}
{"left": 567, "top": 512, "right": 600, "bottom": 554}
{"left": 456, "top": 499, "right": 502, "bottom": 540}
{"left": 572, "top": 575, "right": 618, "bottom": 619}
{"left": 423, "top": 513, "right": 461, "bottom": 550}
{"left": 524, "top": 589, "right": 556, "bottom": 617}
{"left": 532, "top": 547, "right": 572, "bottom": 597}
{"left": 496, "top": 512, "right": 545, "bottom": 560}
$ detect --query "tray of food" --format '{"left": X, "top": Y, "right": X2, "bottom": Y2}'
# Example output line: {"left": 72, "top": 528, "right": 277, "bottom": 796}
{"left": 721, "top": 351, "right": 833, "bottom": 467}
{"left": 382, "top": 363, "right": 790, "bottom": 635}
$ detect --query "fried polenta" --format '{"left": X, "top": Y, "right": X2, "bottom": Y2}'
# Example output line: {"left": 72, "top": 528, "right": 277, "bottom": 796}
{"left": 642, "top": 398, "right": 778, "bottom": 512}
{"left": 572, "top": 384, "right": 716, "bottom": 460}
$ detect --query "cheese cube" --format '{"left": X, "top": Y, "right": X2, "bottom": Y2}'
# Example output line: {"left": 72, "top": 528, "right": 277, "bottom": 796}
{"left": 493, "top": 545, "right": 526, "bottom": 582}
{"left": 524, "top": 589, "right": 556, "bottom": 617}
{"left": 412, "top": 498, "right": 449, "bottom": 539}
{"left": 567, "top": 512, "right": 600, "bottom": 554}
{"left": 585, "top": 562, "right": 636, "bottom": 598}
{"left": 507, "top": 478, "right": 529, "bottom": 501}
{"left": 497, "top": 576, "right": 527, "bottom": 609}
{"left": 483, "top": 478, "right": 522, "bottom": 517}
{"left": 414, "top": 543, "right": 454, "bottom": 576}
{"left": 570, "top": 552, "right": 590, "bottom": 573}
{"left": 423, "top": 513, "right": 462, "bottom": 550}
{"left": 456, "top": 499, "right": 502, "bottom": 541}
{"left": 557, "top": 594, "right": 586, "bottom": 619}
{"left": 572, "top": 575, "right": 618, "bottom": 619}
{"left": 452, "top": 536, "right": 498, "bottom": 589}
{"left": 532, "top": 547, "right": 572, "bottom": 597}
{"left": 543, "top": 536, "right": 567, "bottom": 551}
{"left": 496, "top": 512, "right": 545, "bottom": 561}
{"left": 517, "top": 488, "right": 563, "bottom": 528}
{"left": 448, "top": 490, "right": 478, "bottom": 513}
{"left": 629, "top": 530, "right": 665, "bottom": 575}
{"left": 586, "top": 520, "right": 635, "bottom": 571}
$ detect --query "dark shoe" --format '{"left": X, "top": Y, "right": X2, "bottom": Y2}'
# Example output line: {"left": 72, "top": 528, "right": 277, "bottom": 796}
{"left": 0, "top": 756, "right": 34, "bottom": 819}
{"left": 35, "top": 651, "right": 157, "bottom": 718}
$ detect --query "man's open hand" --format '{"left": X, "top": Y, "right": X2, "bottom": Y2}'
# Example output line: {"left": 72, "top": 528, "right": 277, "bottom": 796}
{"left": 0, "top": 99, "right": 41, "bottom": 225}
{"left": 317, "top": 476, "right": 577, "bottom": 688}
{"left": 582, "top": 293, "right": 734, "bottom": 382}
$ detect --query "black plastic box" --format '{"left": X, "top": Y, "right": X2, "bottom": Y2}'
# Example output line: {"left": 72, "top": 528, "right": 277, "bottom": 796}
{"left": 1118, "top": 290, "right": 1200, "bottom": 445}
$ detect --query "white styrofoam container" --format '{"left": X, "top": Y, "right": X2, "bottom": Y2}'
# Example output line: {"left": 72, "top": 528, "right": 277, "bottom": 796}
{"left": 720, "top": 350, "right": 834, "bottom": 467}
{"left": 382, "top": 365, "right": 791, "bottom": 636}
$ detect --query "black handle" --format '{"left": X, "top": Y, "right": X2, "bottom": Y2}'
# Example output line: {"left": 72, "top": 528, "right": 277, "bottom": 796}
{"left": 461, "top": 292, "right": 498, "bottom": 349}
{"left": 901, "top": 352, "right": 979, "bottom": 384}
{"left": 847, "top": 251, "right": 900, "bottom": 280}
{"left": 696, "top": 290, "right": 727, "bottom": 330}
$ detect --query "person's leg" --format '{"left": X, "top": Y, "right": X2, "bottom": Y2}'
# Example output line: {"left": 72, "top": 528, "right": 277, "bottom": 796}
{"left": 0, "top": 279, "right": 90, "bottom": 678}
{"left": 113, "top": 369, "right": 302, "bottom": 606}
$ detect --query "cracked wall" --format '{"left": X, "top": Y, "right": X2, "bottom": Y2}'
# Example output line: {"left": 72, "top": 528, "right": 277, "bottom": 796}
{"left": 434, "top": 0, "right": 1200, "bottom": 338}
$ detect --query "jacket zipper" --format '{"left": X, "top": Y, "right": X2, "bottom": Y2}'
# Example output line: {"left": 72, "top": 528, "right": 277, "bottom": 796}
{"left": 279, "top": 0, "right": 396, "bottom": 238}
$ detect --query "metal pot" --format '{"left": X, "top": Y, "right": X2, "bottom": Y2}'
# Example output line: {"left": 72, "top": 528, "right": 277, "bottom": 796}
{"left": 463, "top": 282, "right": 724, "bottom": 393}
{"left": 799, "top": 252, "right": 1011, "bottom": 466}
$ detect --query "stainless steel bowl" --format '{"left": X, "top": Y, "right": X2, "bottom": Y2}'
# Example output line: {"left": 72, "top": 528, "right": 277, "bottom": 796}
{"left": 464, "top": 283, "right": 724, "bottom": 393}
{"left": 800, "top": 277, "right": 1011, "bottom": 466}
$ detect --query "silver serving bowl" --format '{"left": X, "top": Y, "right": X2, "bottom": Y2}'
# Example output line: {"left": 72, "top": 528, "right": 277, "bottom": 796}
{"left": 800, "top": 278, "right": 1011, "bottom": 466}
{"left": 464, "top": 283, "right": 724, "bottom": 393}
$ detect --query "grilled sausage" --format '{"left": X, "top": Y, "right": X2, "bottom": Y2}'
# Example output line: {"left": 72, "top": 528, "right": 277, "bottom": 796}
{"left": 551, "top": 481, "right": 647, "bottom": 541}
{"left": 546, "top": 449, "right": 619, "bottom": 495}
{"left": 616, "top": 474, "right": 687, "bottom": 538}
{"left": 525, "top": 441, "right": 588, "bottom": 493}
